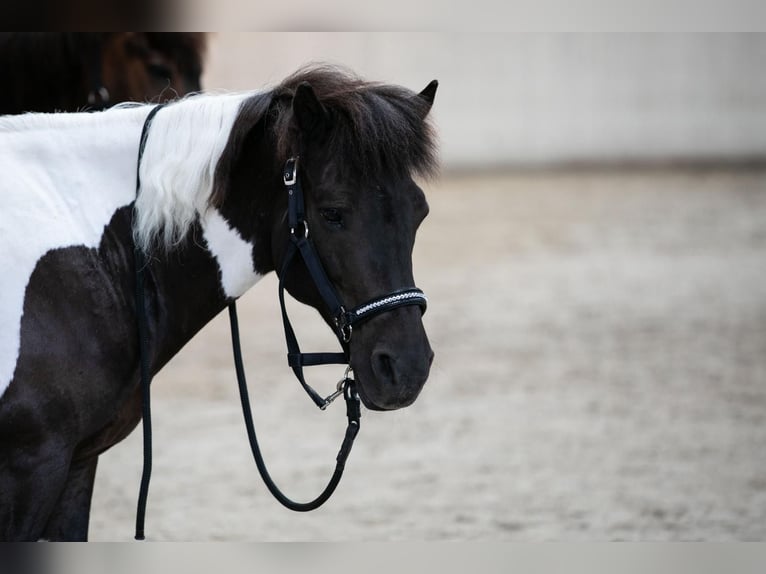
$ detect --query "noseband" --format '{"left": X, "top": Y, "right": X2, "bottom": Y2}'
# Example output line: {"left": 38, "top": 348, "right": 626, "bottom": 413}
{"left": 132, "top": 105, "right": 428, "bottom": 539}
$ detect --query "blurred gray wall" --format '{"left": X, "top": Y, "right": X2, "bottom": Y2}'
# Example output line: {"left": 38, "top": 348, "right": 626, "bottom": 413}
{"left": 202, "top": 33, "right": 766, "bottom": 168}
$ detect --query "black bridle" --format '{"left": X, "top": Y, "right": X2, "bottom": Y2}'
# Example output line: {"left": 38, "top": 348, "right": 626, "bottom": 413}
{"left": 132, "top": 106, "right": 427, "bottom": 539}
{"left": 276, "top": 156, "right": 428, "bottom": 409}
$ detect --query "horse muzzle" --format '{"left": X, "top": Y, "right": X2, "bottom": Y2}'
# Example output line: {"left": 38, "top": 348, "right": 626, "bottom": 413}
{"left": 350, "top": 307, "right": 434, "bottom": 411}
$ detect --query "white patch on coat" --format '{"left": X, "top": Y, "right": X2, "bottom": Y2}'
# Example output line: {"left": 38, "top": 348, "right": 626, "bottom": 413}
{"left": 201, "top": 209, "right": 262, "bottom": 298}
{"left": 0, "top": 107, "right": 148, "bottom": 397}
{"left": 0, "top": 92, "right": 262, "bottom": 398}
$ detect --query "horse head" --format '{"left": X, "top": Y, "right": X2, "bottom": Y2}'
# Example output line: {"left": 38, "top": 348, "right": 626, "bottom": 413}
{"left": 214, "top": 68, "right": 439, "bottom": 411}
{"left": 99, "top": 33, "right": 206, "bottom": 105}
{"left": 285, "top": 79, "right": 437, "bottom": 410}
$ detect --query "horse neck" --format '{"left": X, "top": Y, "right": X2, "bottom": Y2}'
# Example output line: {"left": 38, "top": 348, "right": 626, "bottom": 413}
{"left": 140, "top": 228, "right": 235, "bottom": 373}
{"left": 141, "top": 210, "right": 268, "bottom": 375}
{"left": 2, "top": 96, "right": 271, "bottom": 377}
{"left": 134, "top": 93, "right": 270, "bottom": 372}
{"left": 1, "top": 102, "right": 264, "bottom": 378}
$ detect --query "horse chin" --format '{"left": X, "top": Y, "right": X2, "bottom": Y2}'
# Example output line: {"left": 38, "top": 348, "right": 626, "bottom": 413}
{"left": 348, "top": 309, "right": 434, "bottom": 411}
{"left": 353, "top": 380, "right": 420, "bottom": 411}
{"left": 350, "top": 353, "right": 429, "bottom": 411}
{"left": 355, "top": 388, "right": 391, "bottom": 411}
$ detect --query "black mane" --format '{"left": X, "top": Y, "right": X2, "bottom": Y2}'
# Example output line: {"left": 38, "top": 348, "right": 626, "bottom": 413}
{"left": 275, "top": 65, "right": 438, "bottom": 179}
{"left": 212, "top": 65, "right": 438, "bottom": 206}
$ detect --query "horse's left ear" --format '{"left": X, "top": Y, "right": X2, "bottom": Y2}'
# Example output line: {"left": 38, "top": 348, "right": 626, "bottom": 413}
{"left": 417, "top": 80, "right": 438, "bottom": 114}
{"left": 292, "top": 82, "right": 329, "bottom": 135}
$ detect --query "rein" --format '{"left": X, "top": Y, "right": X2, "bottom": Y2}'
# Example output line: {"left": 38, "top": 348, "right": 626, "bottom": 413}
{"left": 132, "top": 106, "right": 427, "bottom": 540}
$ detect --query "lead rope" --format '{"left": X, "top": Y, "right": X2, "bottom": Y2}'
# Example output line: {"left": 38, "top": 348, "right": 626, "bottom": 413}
{"left": 228, "top": 302, "right": 360, "bottom": 511}
{"left": 133, "top": 103, "right": 166, "bottom": 541}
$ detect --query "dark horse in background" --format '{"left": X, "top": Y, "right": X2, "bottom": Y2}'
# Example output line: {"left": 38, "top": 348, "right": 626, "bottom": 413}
{"left": 0, "top": 66, "right": 437, "bottom": 540}
{"left": 0, "top": 33, "right": 207, "bottom": 114}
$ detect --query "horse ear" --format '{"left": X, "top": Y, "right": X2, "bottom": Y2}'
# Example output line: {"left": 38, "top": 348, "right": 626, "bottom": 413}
{"left": 418, "top": 80, "right": 438, "bottom": 114}
{"left": 292, "top": 82, "right": 329, "bottom": 135}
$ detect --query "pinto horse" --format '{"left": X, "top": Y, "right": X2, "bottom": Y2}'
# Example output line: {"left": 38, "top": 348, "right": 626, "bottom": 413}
{"left": 0, "top": 66, "right": 437, "bottom": 541}
{"left": 0, "top": 33, "right": 206, "bottom": 114}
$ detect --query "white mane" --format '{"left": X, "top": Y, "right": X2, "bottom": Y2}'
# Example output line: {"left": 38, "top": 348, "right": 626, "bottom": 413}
{"left": 133, "top": 91, "right": 255, "bottom": 251}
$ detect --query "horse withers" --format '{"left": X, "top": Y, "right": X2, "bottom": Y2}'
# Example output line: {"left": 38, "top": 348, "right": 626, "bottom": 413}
{"left": 0, "top": 66, "right": 437, "bottom": 540}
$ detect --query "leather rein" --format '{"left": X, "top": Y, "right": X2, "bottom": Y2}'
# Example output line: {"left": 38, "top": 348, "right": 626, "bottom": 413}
{"left": 132, "top": 104, "right": 427, "bottom": 539}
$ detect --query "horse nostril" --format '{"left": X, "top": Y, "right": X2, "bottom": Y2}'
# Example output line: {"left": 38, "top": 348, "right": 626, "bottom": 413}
{"left": 371, "top": 350, "right": 397, "bottom": 385}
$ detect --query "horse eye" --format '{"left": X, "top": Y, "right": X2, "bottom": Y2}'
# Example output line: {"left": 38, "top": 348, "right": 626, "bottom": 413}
{"left": 320, "top": 208, "right": 344, "bottom": 226}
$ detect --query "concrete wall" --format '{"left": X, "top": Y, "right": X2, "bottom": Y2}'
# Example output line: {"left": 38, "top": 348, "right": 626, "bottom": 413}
{"left": 202, "top": 33, "right": 766, "bottom": 168}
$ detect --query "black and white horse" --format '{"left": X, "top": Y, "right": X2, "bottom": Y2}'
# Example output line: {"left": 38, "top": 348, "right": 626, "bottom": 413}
{"left": 0, "top": 66, "right": 437, "bottom": 540}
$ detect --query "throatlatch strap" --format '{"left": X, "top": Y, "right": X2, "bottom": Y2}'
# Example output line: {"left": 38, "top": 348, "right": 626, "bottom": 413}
{"left": 278, "top": 240, "right": 346, "bottom": 408}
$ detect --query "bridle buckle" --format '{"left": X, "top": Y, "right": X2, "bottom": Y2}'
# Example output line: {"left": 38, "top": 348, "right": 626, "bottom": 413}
{"left": 283, "top": 157, "right": 299, "bottom": 186}
{"left": 290, "top": 219, "right": 309, "bottom": 239}
{"left": 320, "top": 367, "right": 354, "bottom": 410}
{"left": 335, "top": 307, "right": 353, "bottom": 343}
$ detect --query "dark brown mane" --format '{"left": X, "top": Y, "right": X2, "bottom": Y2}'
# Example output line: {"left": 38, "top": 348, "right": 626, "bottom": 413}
{"left": 214, "top": 65, "right": 438, "bottom": 206}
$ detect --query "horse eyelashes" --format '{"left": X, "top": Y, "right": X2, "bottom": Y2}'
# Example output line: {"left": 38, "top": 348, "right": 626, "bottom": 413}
{"left": 319, "top": 208, "right": 344, "bottom": 227}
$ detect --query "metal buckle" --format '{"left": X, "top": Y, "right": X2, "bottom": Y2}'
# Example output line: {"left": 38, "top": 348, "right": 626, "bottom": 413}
{"left": 283, "top": 157, "right": 299, "bottom": 186}
{"left": 335, "top": 307, "right": 353, "bottom": 343}
{"left": 290, "top": 218, "right": 309, "bottom": 239}
{"left": 320, "top": 366, "right": 354, "bottom": 410}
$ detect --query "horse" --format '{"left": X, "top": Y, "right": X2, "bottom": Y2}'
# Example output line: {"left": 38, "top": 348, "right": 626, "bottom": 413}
{"left": 0, "top": 33, "right": 206, "bottom": 115}
{"left": 0, "top": 65, "right": 437, "bottom": 541}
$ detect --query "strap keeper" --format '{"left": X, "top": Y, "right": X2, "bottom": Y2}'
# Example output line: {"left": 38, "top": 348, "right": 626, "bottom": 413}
{"left": 287, "top": 353, "right": 302, "bottom": 368}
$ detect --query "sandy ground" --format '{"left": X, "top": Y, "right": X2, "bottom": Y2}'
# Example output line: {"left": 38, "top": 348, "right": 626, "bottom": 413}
{"left": 89, "top": 168, "right": 766, "bottom": 541}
